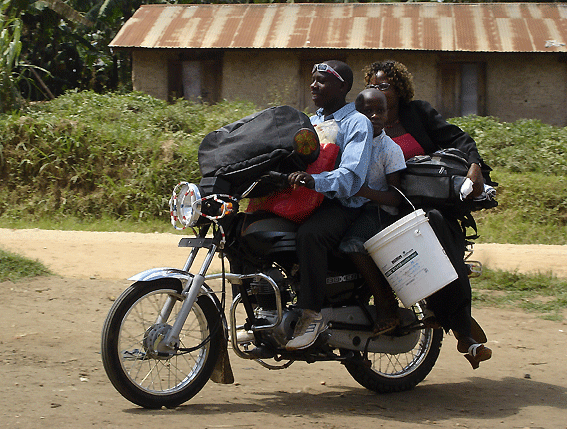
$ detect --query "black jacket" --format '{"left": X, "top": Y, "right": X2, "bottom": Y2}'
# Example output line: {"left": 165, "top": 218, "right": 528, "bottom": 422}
{"left": 398, "top": 100, "right": 484, "bottom": 166}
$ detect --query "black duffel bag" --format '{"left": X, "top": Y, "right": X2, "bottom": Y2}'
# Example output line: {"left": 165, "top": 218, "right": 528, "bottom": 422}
{"left": 198, "top": 106, "right": 320, "bottom": 196}
{"left": 400, "top": 148, "right": 497, "bottom": 214}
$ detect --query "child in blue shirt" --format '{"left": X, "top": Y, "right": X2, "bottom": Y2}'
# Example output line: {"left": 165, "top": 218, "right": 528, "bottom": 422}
{"left": 340, "top": 87, "right": 406, "bottom": 335}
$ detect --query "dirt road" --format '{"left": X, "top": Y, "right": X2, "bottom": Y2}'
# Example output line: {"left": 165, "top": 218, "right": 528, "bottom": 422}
{"left": 2, "top": 228, "right": 567, "bottom": 280}
{"left": 1, "top": 228, "right": 566, "bottom": 429}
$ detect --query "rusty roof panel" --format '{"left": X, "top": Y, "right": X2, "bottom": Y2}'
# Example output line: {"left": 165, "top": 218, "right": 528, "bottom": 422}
{"left": 454, "top": 5, "right": 476, "bottom": 52}
{"left": 110, "top": 3, "right": 567, "bottom": 53}
{"left": 364, "top": 17, "right": 381, "bottom": 50}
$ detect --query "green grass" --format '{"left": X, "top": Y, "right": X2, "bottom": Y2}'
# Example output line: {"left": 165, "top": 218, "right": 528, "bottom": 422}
{"left": 0, "top": 249, "right": 52, "bottom": 282}
{"left": 471, "top": 268, "right": 567, "bottom": 321}
{"left": 449, "top": 115, "right": 567, "bottom": 245}
{"left": 0, "top": 91, "right": 258, "bottom": 223}
{"left": 450, "top": 115, "right": 567, "bottom": 176}
{"left": 1, "top": 98, "right": 566, "bottom": 243}
{"left": 472, "top": 170, "right": 567, "bottom": 244}
{"left": 0, "top": 214, "right": 172, "bottom": 233}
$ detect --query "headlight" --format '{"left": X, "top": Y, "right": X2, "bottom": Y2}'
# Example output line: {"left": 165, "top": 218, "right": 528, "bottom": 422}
{"left": 170, "top": 182, "right": 202, "bottom": 229}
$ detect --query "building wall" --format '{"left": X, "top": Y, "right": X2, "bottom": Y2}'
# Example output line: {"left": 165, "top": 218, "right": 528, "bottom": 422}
{"left": 219, "top": 50, "right": 440, "bottom": 114}
{"left": 221, "top": 50, "right": 301, "bottom": 108}
{"left": 347, "top": 51, "right": 437, "bottom": 106}
{"left": 350, "top": 51, "right": 567, "bottom": 126}
{"left": 131, "top": 50, "right": 175, "bottom": 100}
{"left": 487, "top": 54, "right": 567, "bottom": 126}
{"left": 130, "top": 48, "right": 567, "bottom": 127}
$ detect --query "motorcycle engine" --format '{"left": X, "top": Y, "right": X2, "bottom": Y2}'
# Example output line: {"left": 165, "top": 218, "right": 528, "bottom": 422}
{"left": 249, "top": 267, "right": 291, "bottom": 310}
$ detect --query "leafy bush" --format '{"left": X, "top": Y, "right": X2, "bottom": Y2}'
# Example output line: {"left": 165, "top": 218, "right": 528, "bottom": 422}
{"left": 449, "top": 116, "right": 567, "bottom": 244}
{"left": 472, "top": 170, "right": 567, "bottom": 244}
{"left": 0, "top": 91, "right": 257, "bottom": 221}
{"left": 450, "top": 115, "right": 567, "bottom": 176}
{"left": 1, "top": 95, "right": 567, "bottom": 245}
{"left": 0, "top": 5, "right": 23, "bottom": 113}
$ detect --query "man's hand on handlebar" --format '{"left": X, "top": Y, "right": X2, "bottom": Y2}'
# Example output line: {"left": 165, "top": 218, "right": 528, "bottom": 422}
{"left": 466, "top": 163, "right": 484, "bottom": 198}
{"left": 288, "top": 171, "right": 315, "bottom": 190}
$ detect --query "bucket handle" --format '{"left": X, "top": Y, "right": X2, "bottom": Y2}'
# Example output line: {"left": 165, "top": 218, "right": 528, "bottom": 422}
{"left": 391, "top": 185, "right": 416, "bottom": 212}
{"left": 391, "top": 186, "right": 423, "bottom": 236}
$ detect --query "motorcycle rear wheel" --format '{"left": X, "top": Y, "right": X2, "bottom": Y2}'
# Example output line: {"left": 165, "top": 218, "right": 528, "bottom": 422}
{"left": 344, "top": 303, "right": 443, "bottom": 393}
{"left": 101, "top": 280, "right": 222, "bottom": 408}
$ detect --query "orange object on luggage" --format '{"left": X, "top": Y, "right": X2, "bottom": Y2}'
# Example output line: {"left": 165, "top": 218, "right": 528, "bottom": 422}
{"left": 245, "top": 143, "right": 340, "bottom": 223}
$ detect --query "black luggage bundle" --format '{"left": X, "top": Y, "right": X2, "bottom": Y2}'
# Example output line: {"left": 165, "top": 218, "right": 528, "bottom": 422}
{"left": 400, "top": 148, "right": 497, "bottom": 215}
{"left": 198, "top": 106, "right": 320, "bottom": 197}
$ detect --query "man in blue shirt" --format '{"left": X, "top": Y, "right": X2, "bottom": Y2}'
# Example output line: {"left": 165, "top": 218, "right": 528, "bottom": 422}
{"left": 285, "top": 60, "right": 374, "bottom": 350}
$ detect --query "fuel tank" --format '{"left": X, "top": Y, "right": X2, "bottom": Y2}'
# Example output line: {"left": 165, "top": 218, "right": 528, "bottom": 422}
{"left": 239, "top": 212, "right": 298, "bottom": 258}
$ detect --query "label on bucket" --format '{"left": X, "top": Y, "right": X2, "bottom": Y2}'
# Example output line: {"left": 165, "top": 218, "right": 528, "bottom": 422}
{"left": 382, "top": 248, "right": 429, "bottom": 293}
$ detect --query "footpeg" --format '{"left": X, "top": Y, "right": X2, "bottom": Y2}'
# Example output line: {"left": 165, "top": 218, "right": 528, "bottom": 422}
{"left": 466, "top": 261, "right": 482, "bottom": 278}
{"left": 245, "top": 345, "right": 276, "bottom": 359}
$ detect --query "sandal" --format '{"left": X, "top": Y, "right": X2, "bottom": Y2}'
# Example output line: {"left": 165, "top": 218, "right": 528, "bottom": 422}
{"left": 464, "top": 343, "right": 492, "bottom": 369}
{"left": 372, "top": 317, "right": 399, "bottom": 336}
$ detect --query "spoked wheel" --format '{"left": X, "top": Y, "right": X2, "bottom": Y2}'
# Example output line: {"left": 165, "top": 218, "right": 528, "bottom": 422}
{"left": 101, "top": 280, "right": 223, "bottom": 408}
{"left": 343, "top": 301, "right": 443, "bottom": 393}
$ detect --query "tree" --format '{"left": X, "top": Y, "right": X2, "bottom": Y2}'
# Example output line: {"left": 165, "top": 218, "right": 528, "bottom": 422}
{"left": 6, "top": 1, "right": 144, "bottom": 102}
{"left": 0, "top": 0, "right": 23, "bottom": 112}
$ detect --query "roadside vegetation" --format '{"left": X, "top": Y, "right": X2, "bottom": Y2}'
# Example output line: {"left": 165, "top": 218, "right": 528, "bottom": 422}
{"left": 451, "top": 115, "right": 567, "bottom": 245}
{"left": 0, "top": 248, "right": 51, "bottom": 282}
{"left": 471, "top": 268, "right": 567, "bottom": 321}
{"left": 1, "top": 90, "right": 566, "bottom": 244}
{"left": 0, "top": 91, "right": 257, "bottom": 230}
{"left": 1, "top": 90, "right": 567, "bottom": 319}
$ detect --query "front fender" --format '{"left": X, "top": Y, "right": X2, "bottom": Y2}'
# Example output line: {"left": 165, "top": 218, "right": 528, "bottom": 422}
{"left": 127, "top": 267, "right": 225, "bottom": 324}
{"left": 128, "top": 267, "right": 192, "bottom": 285}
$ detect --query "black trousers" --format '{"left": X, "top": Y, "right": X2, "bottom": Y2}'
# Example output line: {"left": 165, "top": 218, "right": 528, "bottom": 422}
{"left": 296, "top": 198, "right": 361, "bottom": 312}
{"left": 425, "top": 208, "right": 472, "bottom": 337}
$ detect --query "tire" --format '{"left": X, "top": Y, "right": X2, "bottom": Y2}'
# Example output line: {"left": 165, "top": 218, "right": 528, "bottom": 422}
{"left": 343, "top": 301, "right": 443, "bottom": 394}
{"left": 101, "top": 280, "right": 222, "bottom": 408}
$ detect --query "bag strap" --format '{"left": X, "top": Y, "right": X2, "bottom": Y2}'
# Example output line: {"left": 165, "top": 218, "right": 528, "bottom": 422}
{"left": 459, "top": 212, "right": 479, "bottom": 240}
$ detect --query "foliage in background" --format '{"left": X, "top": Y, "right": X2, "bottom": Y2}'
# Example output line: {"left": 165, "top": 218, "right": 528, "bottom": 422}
{"left": 449, "top": 115, "right": 567, "bottom": 244}
{"left": 450, "top": 115, "right": 567, "bottom": 177}
{"left": 0, "top": 0, "right": 23, "bottom": 112}
{"left": 471, "top": 170, "right": 567, "bottom": 244}
{"left": 0, "top": 248, "right": 52, "bottom": 281}
{"left": 1, "top": 92, "right": 567, "bottom": 244}
{"left": 3, "top": 0, "right": 171, "bottom": 101}
{"left": 0, "top": 91, "right": 257, "bottom": 222}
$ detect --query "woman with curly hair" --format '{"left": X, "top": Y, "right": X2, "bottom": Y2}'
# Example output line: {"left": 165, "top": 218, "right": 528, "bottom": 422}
{"left": 363, "top": 60, "right": 486, "bottom": 184}
{"left": 361, "top": 59, "right": 493, "bottom": 369}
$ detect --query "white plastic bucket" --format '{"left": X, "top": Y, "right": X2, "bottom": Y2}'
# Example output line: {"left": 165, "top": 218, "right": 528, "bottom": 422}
{"left": 364, "top": 209, "right": 458, "bottom": 307}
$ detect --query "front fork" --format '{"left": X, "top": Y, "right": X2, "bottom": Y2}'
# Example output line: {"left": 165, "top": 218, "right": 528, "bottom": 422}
{"left": 149, "top": 224, "right": 222, "bottom": 352}
{"left": 161, "top": 244, "right": 219, "bottom": 350}
{"left": 157, "top": 227, "right": 285, "bottom": 355}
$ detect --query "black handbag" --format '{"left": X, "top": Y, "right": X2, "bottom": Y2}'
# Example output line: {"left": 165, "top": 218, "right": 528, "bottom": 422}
{"left": 400, "top": 148, "right": 497, "bottom": 214}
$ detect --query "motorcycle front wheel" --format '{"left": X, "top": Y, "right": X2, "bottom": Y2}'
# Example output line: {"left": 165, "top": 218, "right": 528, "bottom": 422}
{"left": 101, "top": 279, "right": 222, "bottom": 408}
{"left": 343, "top": 302, "right": 443, "bottom": 393}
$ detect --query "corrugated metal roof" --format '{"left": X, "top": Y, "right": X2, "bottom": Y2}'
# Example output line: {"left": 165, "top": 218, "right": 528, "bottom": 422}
{"left": 110, "top": 3, "right": 567, "bottom": 53}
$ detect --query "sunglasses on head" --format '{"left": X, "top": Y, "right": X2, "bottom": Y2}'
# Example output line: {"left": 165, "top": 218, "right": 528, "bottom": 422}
{"left": 312, "top": 63, "right": 345, "bottom": 82}
{"left": 366, "top": 82, "right": 391, "bottom": 91}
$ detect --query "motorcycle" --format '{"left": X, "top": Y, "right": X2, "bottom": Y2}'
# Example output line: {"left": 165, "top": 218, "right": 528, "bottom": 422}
{"left": 101, "top": 128, "right": 484, "bottom": 409}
